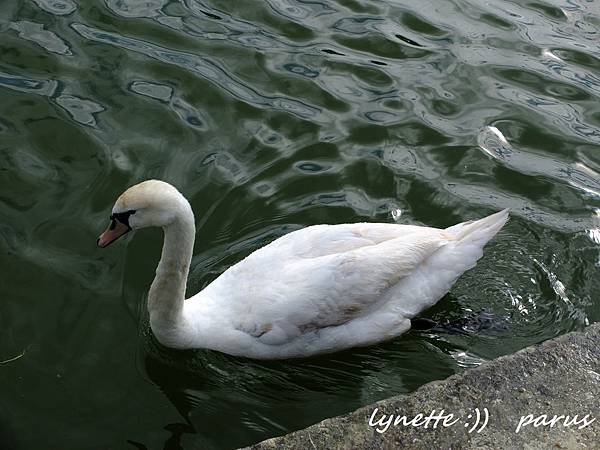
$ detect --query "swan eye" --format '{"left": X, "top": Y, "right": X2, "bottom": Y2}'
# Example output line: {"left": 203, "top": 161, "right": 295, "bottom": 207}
{"left": 110, "top": 210, "right": 136, "bottom": 228}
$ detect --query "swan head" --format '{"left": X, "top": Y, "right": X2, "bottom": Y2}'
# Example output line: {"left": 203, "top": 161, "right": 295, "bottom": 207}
{"left": 97, "top": 180, "right": 189, "bottom": 248}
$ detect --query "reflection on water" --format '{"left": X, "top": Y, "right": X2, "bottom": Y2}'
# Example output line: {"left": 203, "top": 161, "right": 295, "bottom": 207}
{"left": 1, "top": 0, "right": 599, "bottom": 448}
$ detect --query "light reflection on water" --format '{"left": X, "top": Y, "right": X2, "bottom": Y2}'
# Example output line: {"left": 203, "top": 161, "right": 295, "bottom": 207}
{"left": 1, "top": 0, "right": 599, "bottom": 448}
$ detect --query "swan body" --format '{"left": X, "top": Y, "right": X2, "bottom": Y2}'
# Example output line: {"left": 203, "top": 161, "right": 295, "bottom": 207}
{"left": 98, "top": 180, "right": 509, "bottom": 359}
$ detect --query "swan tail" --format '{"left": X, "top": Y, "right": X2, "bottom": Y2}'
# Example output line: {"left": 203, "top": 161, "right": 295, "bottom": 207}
{"left": 446, "top": 209, "right": 509, "bottom": 245}
{"left": 437, "top": 209, "right": 509, "bottom": 276}
{"left": 380, "top": 210, "right": 509, "bottom": 319}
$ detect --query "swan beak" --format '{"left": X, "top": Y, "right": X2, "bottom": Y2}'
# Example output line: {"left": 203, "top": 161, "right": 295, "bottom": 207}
{"left": 97, "top": 220, "right": 130, "bottom": 248}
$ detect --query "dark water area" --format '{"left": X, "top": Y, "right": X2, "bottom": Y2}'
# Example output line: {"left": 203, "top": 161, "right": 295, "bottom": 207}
{"left": 1, "top": 0, "right": 599, "bottom": 449}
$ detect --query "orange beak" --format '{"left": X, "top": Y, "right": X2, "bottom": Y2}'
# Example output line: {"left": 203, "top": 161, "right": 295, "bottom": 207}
{"left": 97, "top": 219, "right": 130, "bottom": 248}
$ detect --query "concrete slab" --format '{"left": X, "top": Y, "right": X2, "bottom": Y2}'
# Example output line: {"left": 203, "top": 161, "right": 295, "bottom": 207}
{"left": 244, "top": 323, "right": 600, "bottom": 449}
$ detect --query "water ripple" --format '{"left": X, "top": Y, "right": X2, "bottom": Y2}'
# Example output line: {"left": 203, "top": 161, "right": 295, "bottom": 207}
{"left": 31, "top": 0, "right": 77, "bottom": 16}
{"left": 105, "top": 0, "right": 168, "bottom": 18}
{"left": 129, "top": 80, "right": 173, "bottom": 102}
{"left": 71, "top": 22, "right": 326, "bottom": 122}
{"left": 9, "top": 21, "right": 72, "bottom": 55}
{"left": 54, "top": 94, "right": 105, "bottom": 127}
{"left": 0, "top": 72, "right": 58, "bottom": 96}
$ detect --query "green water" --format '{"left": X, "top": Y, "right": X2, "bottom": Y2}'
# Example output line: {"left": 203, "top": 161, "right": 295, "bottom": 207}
{"left": 1, "top": 0, "right": 599, "bottom": 448}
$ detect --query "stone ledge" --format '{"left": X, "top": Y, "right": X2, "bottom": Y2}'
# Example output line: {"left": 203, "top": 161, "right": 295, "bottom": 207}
{"left": 243, "top": 323, "right": 600, "bottom": 450}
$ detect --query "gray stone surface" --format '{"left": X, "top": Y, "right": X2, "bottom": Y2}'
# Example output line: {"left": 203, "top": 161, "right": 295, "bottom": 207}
{"left": 244, "top": 324, "right": 600, "bottom": 450}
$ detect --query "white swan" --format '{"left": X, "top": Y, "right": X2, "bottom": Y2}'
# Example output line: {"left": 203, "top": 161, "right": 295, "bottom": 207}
{"left": 98, "top": 180, "right": 508, "bottom": 359}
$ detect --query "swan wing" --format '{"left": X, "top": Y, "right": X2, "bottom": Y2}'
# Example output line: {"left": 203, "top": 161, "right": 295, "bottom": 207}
{"left": 260, "top": 222, "right": 440, "bottom": 258}
{"left": 208, "top": 224, "right": 451, "bottom": 345}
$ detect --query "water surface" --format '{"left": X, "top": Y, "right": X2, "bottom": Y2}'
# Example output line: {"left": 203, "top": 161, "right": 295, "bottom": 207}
{"left": 1, "top": 0, "right": 599, "bottom": 449}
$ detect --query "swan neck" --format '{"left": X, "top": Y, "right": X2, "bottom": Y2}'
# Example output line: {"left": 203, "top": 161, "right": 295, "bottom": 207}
{"left": 148, "top": 201, "right": 195, "bottom": 327}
